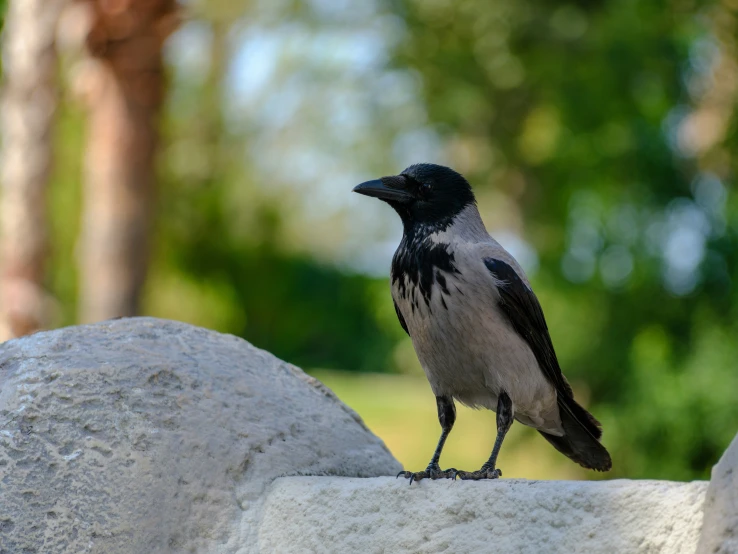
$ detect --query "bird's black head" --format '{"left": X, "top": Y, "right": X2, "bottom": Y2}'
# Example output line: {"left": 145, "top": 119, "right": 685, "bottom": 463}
{"left": 353, "top": 163, "right": 476, "bottom": 232}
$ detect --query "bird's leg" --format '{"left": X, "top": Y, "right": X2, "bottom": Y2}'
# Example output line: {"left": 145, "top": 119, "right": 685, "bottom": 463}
{"left": 458, "top": 392, "right": 514, "bottom": 480}
{"left": 398, "top": 395, "right": 458, "bottom": 484}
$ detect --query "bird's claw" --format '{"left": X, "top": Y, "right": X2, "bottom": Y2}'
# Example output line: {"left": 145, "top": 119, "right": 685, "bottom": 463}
{"left": 397, "top": 465, "right": 459, "bottom": 485}
{"left": 456, "top": 467, "right": 502, "bottom": 480}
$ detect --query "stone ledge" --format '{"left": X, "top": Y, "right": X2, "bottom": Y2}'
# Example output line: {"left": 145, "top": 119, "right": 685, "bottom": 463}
{"left": 257, "top": 477, "right": 707, "bottom": 554}
{"left": 2, "top": 318, "right": 732, "bottom": 554}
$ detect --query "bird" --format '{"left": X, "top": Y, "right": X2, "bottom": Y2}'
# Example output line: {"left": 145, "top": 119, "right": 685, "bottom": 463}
{"left": 353, "top": 163, "right": 611, "bottom": 483}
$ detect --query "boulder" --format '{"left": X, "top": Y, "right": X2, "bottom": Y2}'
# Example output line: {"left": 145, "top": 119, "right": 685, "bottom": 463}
{"left": 697, "top": 432, "right": 738, "bottom": 554}
{"left": 259, "top": 477, "right": 708, "bottom": 554}
{"left": 0, "top": 318, "right": 401, "bottom": 553}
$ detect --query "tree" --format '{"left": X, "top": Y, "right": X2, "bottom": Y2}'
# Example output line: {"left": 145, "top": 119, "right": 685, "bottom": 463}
{"left": 0, "top": 0, "right": 65, "bottom": 339}
{"left": 71, "top": 0, "right": 178, "bottom": 322}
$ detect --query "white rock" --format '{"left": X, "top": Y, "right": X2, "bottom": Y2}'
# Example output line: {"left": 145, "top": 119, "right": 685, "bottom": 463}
{"left": 697, "top": 432, "right": 738, "bottom": 554}
{"left": 259, "top": 476, "right": 708, "bottom": 554}
{"left": 0, "top": 318, "right": 400, "bottom": 554}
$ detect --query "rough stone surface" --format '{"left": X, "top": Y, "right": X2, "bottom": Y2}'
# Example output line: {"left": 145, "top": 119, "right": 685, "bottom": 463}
{"left": 697, "top": 432, "right": 738, "bottom": 554}
{"left": 259, "top": 477, "right": 708, "bottom": 554}
{"left": 0, "top": 318, "right": 401, "bottom": 554}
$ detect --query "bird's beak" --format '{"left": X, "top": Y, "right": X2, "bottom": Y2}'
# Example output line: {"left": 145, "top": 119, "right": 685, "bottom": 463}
{"left": 352, "top": 177, "right": 414, "bottom": 203}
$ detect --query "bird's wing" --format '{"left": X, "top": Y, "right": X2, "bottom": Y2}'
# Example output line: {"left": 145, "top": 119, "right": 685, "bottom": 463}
{"left": 483, "top": 257, "right": 574, "bottom": 399}
{"left": 393, "top": 299, "right": 409, "bottom": 336}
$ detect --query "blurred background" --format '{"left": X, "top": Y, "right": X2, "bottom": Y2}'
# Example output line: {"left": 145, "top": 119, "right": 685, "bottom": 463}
{"left": 0, "top": 0, "right": 736, "bottom": 481}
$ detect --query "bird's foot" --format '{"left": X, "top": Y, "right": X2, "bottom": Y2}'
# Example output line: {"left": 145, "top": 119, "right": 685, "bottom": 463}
{"left": 456, "top": 467, "right": 502, "bottom": 480}
{"left": 397, "top": 464, "right": 458, "bottom": 485}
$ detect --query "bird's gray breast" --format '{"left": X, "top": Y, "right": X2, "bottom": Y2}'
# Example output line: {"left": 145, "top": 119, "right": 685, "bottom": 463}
{"left": 391, "top": 238, "right": 497, "bottom": 403}
{"left": 391, "top": 239, "right": 560, "bottom": 431}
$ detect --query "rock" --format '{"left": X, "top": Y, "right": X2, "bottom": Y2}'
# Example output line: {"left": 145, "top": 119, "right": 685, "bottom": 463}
{"left": 259, "top": 477, "right": 708, "bottom": 554}
{"left": 697, "top": 432, "right": 738, "bottom": 554}
{"left": 0, "top": 317, "right": 400, "bottom": 554}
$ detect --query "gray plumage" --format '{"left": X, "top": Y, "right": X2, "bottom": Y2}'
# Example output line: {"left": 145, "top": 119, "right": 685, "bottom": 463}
{"left": 392, "top": 205, "right": 563, "bottom": 434}
{"left": 353, "top": 163, "right": 611, "bottom": 481}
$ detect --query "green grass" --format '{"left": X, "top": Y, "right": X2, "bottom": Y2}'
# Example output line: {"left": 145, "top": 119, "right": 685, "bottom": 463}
{"left": 313, "top": 370, "right": 592, "bottom": 480}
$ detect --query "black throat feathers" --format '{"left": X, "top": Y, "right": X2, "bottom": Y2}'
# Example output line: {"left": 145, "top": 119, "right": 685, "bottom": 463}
{"left": 391, "top": 223, "right": 461, "bottom": 310}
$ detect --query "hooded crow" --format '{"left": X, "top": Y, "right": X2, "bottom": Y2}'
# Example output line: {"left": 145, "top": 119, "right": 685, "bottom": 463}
{"left": 353, "top": 163, "right": 611, "bottom": 483}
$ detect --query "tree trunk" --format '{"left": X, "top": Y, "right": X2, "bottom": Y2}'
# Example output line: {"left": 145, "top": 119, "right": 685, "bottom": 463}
{"left": 76, "top": 0, "right": 179, "bottom": 323}
{"left": 0, "top": 0, "right": 64, "bottom": 340}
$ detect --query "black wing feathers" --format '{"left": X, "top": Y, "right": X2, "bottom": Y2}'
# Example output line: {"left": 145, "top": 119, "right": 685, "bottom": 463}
{"left": 483, "top": 258, "right": 572, "bottom": 397}
{"left": 483, "top": 258, "right": 603, "bottom": 441}
{"left": 484, "top": 257, "right": 610, "bottom": 470}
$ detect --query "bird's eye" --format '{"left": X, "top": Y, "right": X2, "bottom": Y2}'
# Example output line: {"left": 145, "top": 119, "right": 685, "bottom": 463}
{"left": 401, "top": 174, "right": 429, "bottom": 196}
{"left": 416, "top": 182, "right": 432, "bottom": 199}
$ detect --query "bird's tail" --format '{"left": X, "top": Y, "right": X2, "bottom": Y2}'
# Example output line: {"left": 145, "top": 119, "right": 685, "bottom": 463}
{"left": 538, "top": 395, "right": 612, "bottom": 471}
